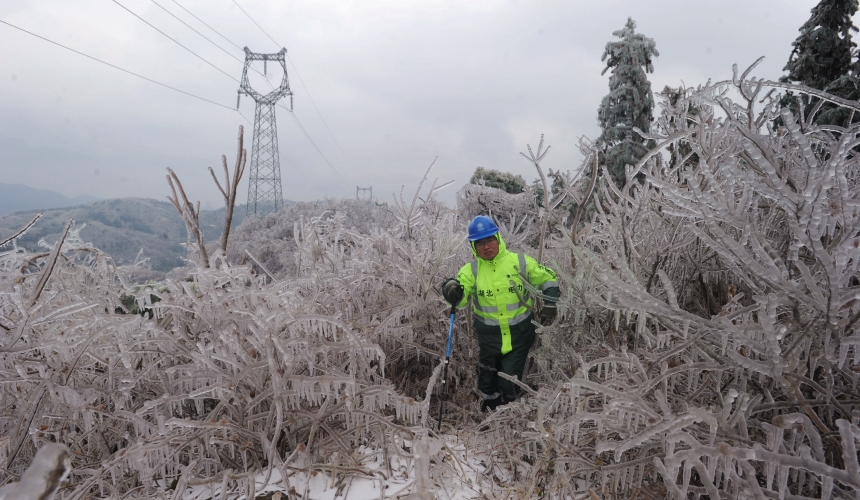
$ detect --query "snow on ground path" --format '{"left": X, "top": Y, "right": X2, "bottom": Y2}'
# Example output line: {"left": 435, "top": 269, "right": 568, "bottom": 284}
{"left": 180, "top": 434, "right": 500, "bottom": 499}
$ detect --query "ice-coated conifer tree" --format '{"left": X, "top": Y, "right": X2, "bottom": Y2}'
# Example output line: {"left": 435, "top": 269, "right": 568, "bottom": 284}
{"left": 784, "top": 0, "right": 858, "bottom": 90}
{"left": 597, "top": 17, "right": 658, "bottom": 188}
{"left": 783, "top": 0, "right": 860, "bottom": 125}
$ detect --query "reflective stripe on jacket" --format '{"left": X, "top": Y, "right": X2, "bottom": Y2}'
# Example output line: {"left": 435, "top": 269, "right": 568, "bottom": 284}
{"left": 455, "top": 232, "right": 559, "bottom": 355}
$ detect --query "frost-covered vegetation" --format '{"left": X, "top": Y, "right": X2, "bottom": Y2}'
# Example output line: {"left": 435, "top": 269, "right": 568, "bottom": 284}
{"left": 597, "top": 17, "right": 659, "bottom": 189}
{"left": 2, "top": 67, "right": 860, "bottom": 499}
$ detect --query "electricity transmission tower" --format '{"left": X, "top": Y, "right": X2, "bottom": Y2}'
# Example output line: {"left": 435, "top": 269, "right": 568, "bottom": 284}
{"left": 238, "top": 47, "right": 292, "bottom": 216}
{"left": 356, "top": 186, "right": 372, "bottom": 203}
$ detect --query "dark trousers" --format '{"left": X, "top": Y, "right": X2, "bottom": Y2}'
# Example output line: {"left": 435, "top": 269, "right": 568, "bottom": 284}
{"left": 477, "top": 324, "right": 535, "bottom": 401}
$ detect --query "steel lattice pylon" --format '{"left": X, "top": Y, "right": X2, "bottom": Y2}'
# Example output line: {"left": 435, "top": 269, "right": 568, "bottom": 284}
{"left": 238, "top": 47, "right": 292, "bottom": 217}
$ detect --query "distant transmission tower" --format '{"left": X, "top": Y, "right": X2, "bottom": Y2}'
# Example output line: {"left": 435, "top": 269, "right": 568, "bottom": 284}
{"left": 356, "top": 186, "right": 372, "bottom": 202}
{"left": 238, "top": 47, "right": 292, "bottom": 217}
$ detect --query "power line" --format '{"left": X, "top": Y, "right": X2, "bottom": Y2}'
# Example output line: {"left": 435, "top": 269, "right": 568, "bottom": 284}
{"left": 0, "top": 18, "right": 235, "bottom": 111}
{"left": 284, "top": 59, "right": 359, "bottom": 178}
{"left": 150, "top": 0, "right": 241, "bottom": 65}
{"left": 1, "top": 14, "right": 326, "bottom": 199}
{"left": 167, "top": 0, "right": 351, "bottom": 190}
{"left": 153, "top": 0, "right": 268, "bottom": 82}
{"left": 230, "top": 0, "right": 356, "bottom": 183}
{"left": 170, "top": 0, "right": 243, "bottom": 51}
{"left": 279, "top": 151, "right": 329, "bottom": 196}
{"left": 280, "top": 104, "right": 350, "bottom": 188}
{"left": 237, "top": 109, "right": 253, "bottom": 125}
{"left": 230, "top": 0, "right": 280, "bottom": 48}
{"left": 111, "top": 0, "right": 238, "bottom": 83}
{"left": 148, "top": 0, "right": 348, "bottom": 192}
{"left": 159, "top": 1, "right": 344, "bottom": 182}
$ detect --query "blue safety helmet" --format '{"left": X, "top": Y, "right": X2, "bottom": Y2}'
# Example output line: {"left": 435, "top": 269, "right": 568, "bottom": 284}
{"left": 467, "top": 215, "right": 499, "bottom": 241}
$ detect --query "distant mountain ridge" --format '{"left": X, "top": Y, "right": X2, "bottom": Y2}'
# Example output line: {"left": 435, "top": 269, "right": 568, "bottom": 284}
{"left": 0, "top": 198, "right": 247, "bottom": 278}
{"left": 0, "top": 183, "right": 101, "bottom": 215}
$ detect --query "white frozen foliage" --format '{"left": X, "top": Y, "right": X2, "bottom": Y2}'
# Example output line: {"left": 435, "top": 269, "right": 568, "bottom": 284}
{"left": 0, "top": 64, "right": 859, "bottom": 499}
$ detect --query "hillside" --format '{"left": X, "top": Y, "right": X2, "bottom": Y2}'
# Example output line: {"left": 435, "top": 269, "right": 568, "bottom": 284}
{"left": 0, "top": 182, "right": 100, "bottom": 215}
{"left": 0, "top": 198, "right": 246, "bottom": 276}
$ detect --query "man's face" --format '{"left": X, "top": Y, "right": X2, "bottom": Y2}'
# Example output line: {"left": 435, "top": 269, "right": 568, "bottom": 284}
{"left": 474, "top": 235, "right": 499, "bottom": 260}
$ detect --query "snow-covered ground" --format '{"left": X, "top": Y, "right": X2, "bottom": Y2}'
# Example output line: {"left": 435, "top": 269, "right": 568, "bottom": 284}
{"left": 181, "top": 436, "right": 490, "bottom": 500}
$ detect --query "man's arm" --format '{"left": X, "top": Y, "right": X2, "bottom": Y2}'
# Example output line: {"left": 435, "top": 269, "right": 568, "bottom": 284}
{"left": 524, "top": 255, "right": 560, "bottom": 322}
{"left": 524, "top": 255, "right": 560, "bottom": 300}
{"left": 454, "top": 263, "right": 475, "bottom": 308}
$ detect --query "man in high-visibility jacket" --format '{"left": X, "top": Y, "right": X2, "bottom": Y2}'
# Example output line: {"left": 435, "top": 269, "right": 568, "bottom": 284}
{"left": 441, "top": 215, "right": 560, "bottom": 411}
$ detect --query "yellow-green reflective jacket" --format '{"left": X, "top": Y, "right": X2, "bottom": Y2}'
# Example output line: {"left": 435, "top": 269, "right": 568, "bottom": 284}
{"left": 455, "top": 232, "right": 559, "bottom": 355}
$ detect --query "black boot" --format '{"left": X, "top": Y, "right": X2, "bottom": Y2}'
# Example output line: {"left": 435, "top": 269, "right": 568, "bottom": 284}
{"left": 480, "top": 396, "right": 502, "bottom": 412}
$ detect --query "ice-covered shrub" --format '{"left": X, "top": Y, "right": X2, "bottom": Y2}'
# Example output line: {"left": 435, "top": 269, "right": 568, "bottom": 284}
{"left": 461, "top": 63, "right": 860, "bottom": 498}
{"left": 1, "top": 225, "right": 434, "bottom": 498}
{"left": 457, "top": 183, "right": 540, "bottom": 250}
{"left": 0, "top": 161, "right": 482, "bottom": 499}
{"left": 6, "top": 60, "right": 860, "bottom": 500}
{"left": 226, "top": 198, "right": 399, "bottom": 279}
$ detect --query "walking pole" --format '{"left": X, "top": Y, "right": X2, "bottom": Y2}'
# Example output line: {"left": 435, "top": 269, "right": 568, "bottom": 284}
{"left": 437, "top": 304, "right": 456, "bottom": 431}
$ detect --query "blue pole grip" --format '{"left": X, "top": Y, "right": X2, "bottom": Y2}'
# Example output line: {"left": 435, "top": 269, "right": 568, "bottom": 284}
{"left": 445, "top": 312, "right": 455, "bottom": 358}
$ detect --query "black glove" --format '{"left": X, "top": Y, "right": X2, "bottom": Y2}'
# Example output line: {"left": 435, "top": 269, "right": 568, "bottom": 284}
{"left": 540, "top": 302, "right": 557, "bottom": 323}
{"left": 441, "top": 278, "right": 463, "bottom": 306}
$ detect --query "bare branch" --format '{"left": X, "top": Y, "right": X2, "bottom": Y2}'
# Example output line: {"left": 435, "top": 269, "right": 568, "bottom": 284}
{"left": 0, "top": 213, "right": 42, "bottom": 248}
{"left": 28, "top": 219, "right": 72, "bottom": 309}
{"left": 166, "top": 167, "right": 209, "bottom": 268}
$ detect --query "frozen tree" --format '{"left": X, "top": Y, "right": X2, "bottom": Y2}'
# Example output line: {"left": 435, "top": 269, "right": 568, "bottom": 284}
{"left": 469, "top": 166, "right": 527, "bottom": 194}
{"left": 784, "top": 0, "right": 858, "bottom": 90}
{"left": 457, "top": 183, "right": 539, "bottom": 249}
{"left": 597, "top": 17, "right": 658, "bottom": 188}
{"left": 454, "top": 62, "right": 860, "bottom": 498}
{"left": 817, "top": 70, "right": 860, "bottom": 125}
{"left": 209, "top": 126, "right": 247, "bottom": 255}
{"left": 782, "top": 0, "right": 860, "bottom": 126}
{"left": 166, "top": 126, "right": 247, "bottom": 269}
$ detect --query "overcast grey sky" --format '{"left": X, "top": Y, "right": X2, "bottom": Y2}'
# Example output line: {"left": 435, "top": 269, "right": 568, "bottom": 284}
{"left": 0, "top": 0, "right": 843, "bottom": 208}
